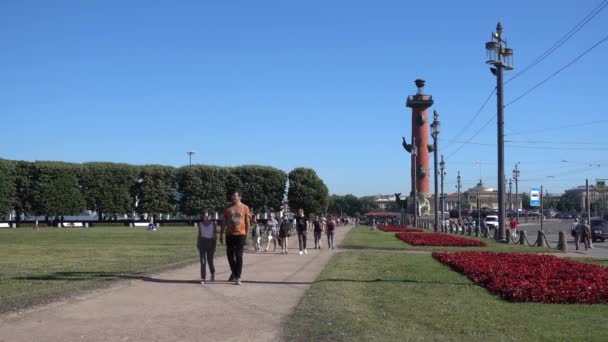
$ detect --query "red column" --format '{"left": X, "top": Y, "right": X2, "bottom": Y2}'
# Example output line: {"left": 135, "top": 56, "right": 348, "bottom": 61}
{"left": 411, "top": 95, "right": 431, "bottom": 195}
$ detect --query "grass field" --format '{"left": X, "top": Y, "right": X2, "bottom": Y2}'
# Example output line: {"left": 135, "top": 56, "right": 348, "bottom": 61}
{"left": 0, "top": 226, "right": 208, "bottom": 313}
{"left": 341, "top": 226, "right": 554, "bottom": 253}
{"left": 285, "top": 251, "right": 608, "bottom": 341}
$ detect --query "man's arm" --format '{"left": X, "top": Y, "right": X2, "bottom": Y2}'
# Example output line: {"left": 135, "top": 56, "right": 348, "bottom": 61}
{"left": 244, "top": 209, "right": 250, "bottom": 237}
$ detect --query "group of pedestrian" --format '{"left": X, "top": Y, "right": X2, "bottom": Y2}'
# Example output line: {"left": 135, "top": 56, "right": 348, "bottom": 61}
{"left": 196, "top": 191, "right": 341, "bottom": 286}
{"left": 571, "top": 218, "right": 593, "bottom": 251}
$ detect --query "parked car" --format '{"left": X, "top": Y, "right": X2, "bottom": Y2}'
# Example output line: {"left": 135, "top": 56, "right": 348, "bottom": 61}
{"left": 485, "top": 215, "right": 499, "bottom": 230}
{"left": 590, "top": 219, "right": 608, "bottom": 242}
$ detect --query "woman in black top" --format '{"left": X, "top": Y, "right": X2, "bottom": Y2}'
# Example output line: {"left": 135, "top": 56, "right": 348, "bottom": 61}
{"left": 295, "top": 208, "right": 308, "bottom": 255}
{"left": 326, "top": 216, "right": 336, "bottom": 250}
{"left": 313, "top": 216, "right": 323, "bottom": 249}
{"left": 278, "top": 212, "right": 291, "bottom": 254}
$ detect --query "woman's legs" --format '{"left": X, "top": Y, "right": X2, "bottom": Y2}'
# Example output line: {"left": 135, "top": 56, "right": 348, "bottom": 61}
{"left": 283, "top": 237, "right": 289, "bottom": 253}
{"left": 327, "top": 231, "right": 335, "bottom": 249}
{"left": 206, "top": 239, "right": 215, "bottom": 280}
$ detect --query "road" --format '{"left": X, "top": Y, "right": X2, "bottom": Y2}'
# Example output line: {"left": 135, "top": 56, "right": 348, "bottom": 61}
{"left": 518, "top": 219, "right": 608, "bottom": 259}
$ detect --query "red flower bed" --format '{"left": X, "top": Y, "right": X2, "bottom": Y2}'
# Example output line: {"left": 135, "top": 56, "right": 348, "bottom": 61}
{"left": 378, "top": 225, "right": 423, "bottom": 233}
{"left": 395, "top": 232, "right": 486, "bottom": 247}
{"left": 432, "top": 251, "right": 608, "bottom": 304}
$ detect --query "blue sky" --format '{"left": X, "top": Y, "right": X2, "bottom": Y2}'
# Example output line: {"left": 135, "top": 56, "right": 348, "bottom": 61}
{"left": 1, "top": 0, "right": 607, "bottom": 196}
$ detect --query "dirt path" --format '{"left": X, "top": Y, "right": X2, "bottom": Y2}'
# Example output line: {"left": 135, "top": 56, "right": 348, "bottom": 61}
{"left": 0, "top": 226, "right": 351, "bottom": 342}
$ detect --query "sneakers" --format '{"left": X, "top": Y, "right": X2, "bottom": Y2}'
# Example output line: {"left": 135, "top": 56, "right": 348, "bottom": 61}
{"left": 228, "top": 273, "right": 235, "bottom": 282}
{"left": 210, "top": 274, "right": 215, "bottom": 282}
{"left": 201, "top": 280, "right": 205, "bottom": 285}
{"left": 299, "top": 251, "right": 303, "bottom": 255}
{"left": 304, "top": 249, "right": 308, "bottom": 254}
{"left": 235, "top": 278, "right": 242, "bottom": 285}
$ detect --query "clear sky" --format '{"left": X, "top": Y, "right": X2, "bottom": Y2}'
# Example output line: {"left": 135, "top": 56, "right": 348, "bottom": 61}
{"left": 1, "top": 0, "right": 607, "bottom": 196}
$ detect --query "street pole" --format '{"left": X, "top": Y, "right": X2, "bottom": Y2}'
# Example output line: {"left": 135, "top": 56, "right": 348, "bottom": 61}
{"left": 496, "top": 61, "right": 506, "bottom": 242}
{"left": 187, "top": 150, "right": 196, "bottom": 167}
{"left": 440, "top": 155, "right": 445, "bottom": 232}
{"left": 457, "top": 171, "right": 462, "bottom": 221}
{"left": 540, "top": 185, "right": 544, "bottom": 232}
{"left": 509, "top": 178, "right": 513, "bottom": 213}
{"left": 514, "top": 164, "right": 520, "bottom": 223}
{"left": 486, "top": 22, "right": 513, "bottom": 242}
{"left": 412, "top": 137, "right": 418, "bottom": 227}
{"left": 432, "top": 112, "right": 440, "bottom": 232}
{"left": 586, "top": 179, "right": 591, "bottom": 224}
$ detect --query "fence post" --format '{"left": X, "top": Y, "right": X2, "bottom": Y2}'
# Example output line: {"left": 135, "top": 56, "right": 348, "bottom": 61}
{"left": 536, "top": 231, "right": 545, "bottom": 247}
{"left": 558, "top": 231, "right": 567, "bottom": 252}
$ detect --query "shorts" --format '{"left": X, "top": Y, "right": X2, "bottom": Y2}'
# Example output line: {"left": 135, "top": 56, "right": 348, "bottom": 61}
{"left": 279, "top": 229, "right": 289, "bottom": 238}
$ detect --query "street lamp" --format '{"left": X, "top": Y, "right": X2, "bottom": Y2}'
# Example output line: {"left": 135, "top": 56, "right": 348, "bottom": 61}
{"left": 187, "top": 150, "right": 197, "bottom": 167}
{"left": 431, "top": 110, "right": 440, "bottom": 232}
{"left": 512, "top": 163, "right": 520, "bottom": 222}
{"left": 440, "top": 155, "right": 446, "bottom": 232}
{"left": 485, "top": 22, "right": 514, "bottom": 242}
{"left": 412, "top": 138, "right": 418, "bottom": 227}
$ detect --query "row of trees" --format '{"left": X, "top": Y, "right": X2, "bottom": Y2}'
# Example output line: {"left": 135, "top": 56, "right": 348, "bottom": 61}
{"left": 0, "top": 159, "right": 330, "bottom": 221}
{"left": 327, "top": 194, "right": 379, "bottom": 217}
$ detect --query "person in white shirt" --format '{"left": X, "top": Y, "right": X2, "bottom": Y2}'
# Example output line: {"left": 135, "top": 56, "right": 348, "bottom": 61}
{"left": 197, "top": 211, "right": 217, "bottom": 284}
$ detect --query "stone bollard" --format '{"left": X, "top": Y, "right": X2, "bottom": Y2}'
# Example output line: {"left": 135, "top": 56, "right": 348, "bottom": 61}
{"left": 10, "top": 222, "right": 16, "bottom": 228}
{"left": 84, "top": 222, "right": 90, "bottom": 228}
{"left": 519, "top": 230, "right": 525, "bottom": 245}
{"left": 536, "top": 231, "right": 545, "bottom": 247}
{"left": 558, "top": 231, "right": 567, "bottom": 252}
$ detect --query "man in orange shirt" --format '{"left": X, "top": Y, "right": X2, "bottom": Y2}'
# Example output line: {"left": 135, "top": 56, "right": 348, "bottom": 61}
{"left": 220, "top": 191, "right": 250, "bottom": 285}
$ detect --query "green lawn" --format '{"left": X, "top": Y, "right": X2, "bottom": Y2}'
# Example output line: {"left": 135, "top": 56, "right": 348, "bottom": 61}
{"left": 341, "top": 226, "right": 555, "bottom": 253}
{"left": 285, "top": 251, "right": 608, "bottom": 341}
{"left": 0, "top": 226, "right": 209, "bottom": 313}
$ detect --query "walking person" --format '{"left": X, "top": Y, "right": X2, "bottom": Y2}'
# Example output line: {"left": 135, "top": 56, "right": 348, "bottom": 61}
{"left": 313, "top": 216, "right": 323, "bottom": 249}
{"left": 326, "top": 215, "right": 336, "bottom": 249}
{"left": 251, "top": 216, "right": 262, "bottom": 252}
{"left": 279, "top": 212, "right": 291, "bottom": 254}
{"left": 220, "top": 191, "right": 250, "bottom": 285}
{"left": 197, "top": 211, "right": 217, "bottom": 285}
{"left": 582, "top": 219, "right": 592, "bottom": 251}
{"left": 265, "top": 213, "right": 279, "bottom": 252}
{"left": 509, "top": 217, "right": 519, "bottom": 240}
{"left": 33, "top": 219, "right": 39, "bottom": 231}
{"left": 295, "top": 209, "right": 308, "bottom": 255}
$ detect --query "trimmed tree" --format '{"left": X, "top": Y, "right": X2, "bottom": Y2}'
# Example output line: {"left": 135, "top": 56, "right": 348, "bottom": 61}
{"left": 177, "top": 165, "right": 230, "bottom": 215}
{"left": 29, "top": 161, "right": 85, "bottom": 218}
{"left": 133, "top": 165, "right": 176, "bottom": 219}
{"left": 231, "top": 165, "right": 287, "bottom": 212}
{"left": 81, "top": 162, "right": 137, "bottom": 221}
{"left": 0, "top": 159, "right": 16, "bottom": 218}
{"left": 287, "top": 168, "right": 329, "bottom": 215}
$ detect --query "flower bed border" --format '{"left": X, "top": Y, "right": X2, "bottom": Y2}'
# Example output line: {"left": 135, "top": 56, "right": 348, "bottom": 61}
{"left": 432, "top": 251, "right": 608, "bottom": 304}
{"left": 395, "top": 232, "right": 486, "bottom": 247}
{"left": 378, "top": 225, "right": 423, "bottom": 233}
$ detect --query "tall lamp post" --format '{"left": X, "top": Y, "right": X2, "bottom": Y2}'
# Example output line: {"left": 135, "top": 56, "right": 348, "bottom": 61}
{"left": 485, "top": 22, "right": 514, "bottom": 242}
{"left": 513, "top": 163, "right": 520, "bottom": 222}
{"left": 440, "top": 155, "right": 446, "bottom": 232}
{"left": 412, "top": 138, "right": 418, "bottom": 227}
{"left": 430, "top": 111, "right": 441, "bottom": 232}
{"left": 457, "top": 171, "right": 462, "bottom": 221}
{"left": 187, "top": 150, "right": 197, "bottom": 167}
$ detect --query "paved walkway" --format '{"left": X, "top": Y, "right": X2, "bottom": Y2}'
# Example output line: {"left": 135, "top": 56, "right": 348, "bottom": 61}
{"left": 0, "top": 226, "right": 351, "bottom": 342}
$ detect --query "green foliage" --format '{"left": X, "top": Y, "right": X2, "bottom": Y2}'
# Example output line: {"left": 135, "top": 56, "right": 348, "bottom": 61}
{"left": 288, "top": 168, "right": 329, "bottom": 215}
{"left": 177, "top": 165, "right": 229, "bottom": 215}
{"left": 231, "top": 165, "right": 287, "bottom": 212}
{"left": 81, "top": 163, "right": 137, "bottom": 219}
{"left": 28, "top": 161, "right": 85, "bottom": 216}
{"left": 328, "top": 194, "right": 379, "bottom": 216}
{"left": 13, "top": 161, "right": 33, "bottom": 218}
{"left": 133, "top": 166, "right": 176, "bottom": 217}
{"left": 0, "top": 159, "right": 16, "bottom": 216}
{"left": 557, "top": 191, "right": 578, "bottom": 212}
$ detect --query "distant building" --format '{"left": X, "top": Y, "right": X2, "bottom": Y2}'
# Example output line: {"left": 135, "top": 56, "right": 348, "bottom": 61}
{"left": 373, "top": 194, "right": 397, "bottom": 210}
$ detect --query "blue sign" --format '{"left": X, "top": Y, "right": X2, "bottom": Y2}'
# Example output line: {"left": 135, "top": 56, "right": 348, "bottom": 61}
{"left": 530, "top": 188, "right": 540, "bottom": 207}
